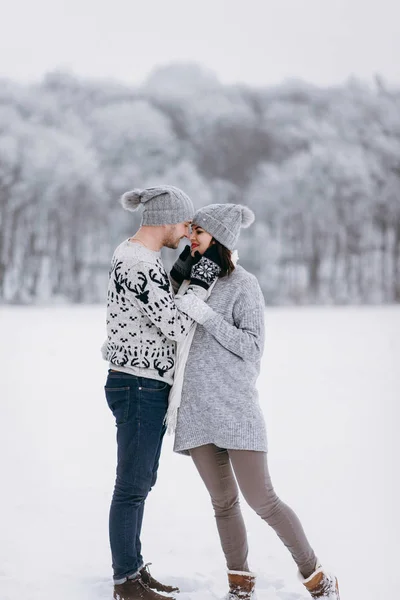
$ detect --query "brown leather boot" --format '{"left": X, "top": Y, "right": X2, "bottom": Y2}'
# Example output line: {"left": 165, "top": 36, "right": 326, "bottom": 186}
{"left": 113, "top": 577, "right": 176, "bottom": 600}
{"left": 139, "top": 563, "right": 180, "bottom": 594}
{"left": 227, "top": 570, "right": 256, "bottom": 599}
{"left": 299, "top": 562, "right": 340, "bottom": 599}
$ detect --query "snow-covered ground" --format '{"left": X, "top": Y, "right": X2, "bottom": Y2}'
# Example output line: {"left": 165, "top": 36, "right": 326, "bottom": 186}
{"left": 1, "top": 306, "right": 399, "bottom": 600}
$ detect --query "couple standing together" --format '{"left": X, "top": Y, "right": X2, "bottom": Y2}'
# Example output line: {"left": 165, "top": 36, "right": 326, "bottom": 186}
{"left": 102, "top": 185, "right": 339, "bottom": 600}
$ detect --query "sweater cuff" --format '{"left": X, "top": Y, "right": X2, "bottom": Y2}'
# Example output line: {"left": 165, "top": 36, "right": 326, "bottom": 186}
{"left": 175, "top": 292, "right": 215, "bottom": 324}
{"left": 169, "top": 275, "right": 181, "bottom": 295}
{"left": 100, "top": 339, "right": 108, "bottom": 360}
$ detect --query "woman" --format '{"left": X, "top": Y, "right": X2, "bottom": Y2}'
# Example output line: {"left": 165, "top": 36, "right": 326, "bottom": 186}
{"left": 169, "top": 203, "right": 340, "bottom": 600}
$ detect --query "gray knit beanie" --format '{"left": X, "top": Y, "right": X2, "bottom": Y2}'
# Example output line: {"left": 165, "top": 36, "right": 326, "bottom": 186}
{"left": 192, "top": 203, "right": 255, "bottom": 250}
{"left": 120, "top": 185, "right": 194, "bottom": 225}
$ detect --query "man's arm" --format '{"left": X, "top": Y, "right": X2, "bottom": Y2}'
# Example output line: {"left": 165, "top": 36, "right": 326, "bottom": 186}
{"left": 123, "top": 259, "right": 206, "bottom": 342}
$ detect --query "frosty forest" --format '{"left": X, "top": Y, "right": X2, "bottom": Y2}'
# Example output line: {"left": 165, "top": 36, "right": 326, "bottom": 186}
{"left": 1, "top": 63, "right": 399, "bottom": 305}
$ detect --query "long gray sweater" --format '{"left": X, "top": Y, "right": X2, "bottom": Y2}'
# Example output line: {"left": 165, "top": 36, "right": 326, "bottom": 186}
{"left": 173, "top": 265, "right": 268, "bottom": 455}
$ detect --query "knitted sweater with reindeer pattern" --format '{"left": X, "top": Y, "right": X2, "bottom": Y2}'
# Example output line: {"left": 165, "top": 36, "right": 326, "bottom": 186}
{"left": 103, "top": 239, "right": 204, "bottom": 385}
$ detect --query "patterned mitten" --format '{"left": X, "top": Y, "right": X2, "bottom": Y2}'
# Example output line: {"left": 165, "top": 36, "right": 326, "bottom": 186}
{"left": 190, "top": 244, "right": 222, "bottom": 290}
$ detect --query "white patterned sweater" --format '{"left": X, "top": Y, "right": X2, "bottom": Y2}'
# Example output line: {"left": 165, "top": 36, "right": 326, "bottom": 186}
{"left": 103, "top": 240, "right": 206, "bottom": 385}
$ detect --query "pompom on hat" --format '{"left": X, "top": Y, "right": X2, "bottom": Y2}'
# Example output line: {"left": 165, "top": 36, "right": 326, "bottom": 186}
{"left": 120, "top": 185, "right": 194, "bottom": 225}
{"left": 192, "top": 203, "right": 255, "bottom": 250}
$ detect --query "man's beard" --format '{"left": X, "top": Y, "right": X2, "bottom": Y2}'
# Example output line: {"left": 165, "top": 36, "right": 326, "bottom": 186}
{"left": 163, "top": 235, "right": 181, "bottom": 249}
{"left": 163, "top": 227, "right": 182, "bottom": 249}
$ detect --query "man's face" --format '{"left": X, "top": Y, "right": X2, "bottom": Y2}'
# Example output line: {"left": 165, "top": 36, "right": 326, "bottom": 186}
{"left": 163, "top": 221, "right": 191, "bottom": 249}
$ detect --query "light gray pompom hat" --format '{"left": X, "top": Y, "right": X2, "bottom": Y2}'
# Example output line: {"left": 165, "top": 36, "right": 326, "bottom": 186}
{"left": 192, "top": 203, "right": 255, "bottom": 250}
{"left": 120, "top": 185, "right": 194, "bottom": 225}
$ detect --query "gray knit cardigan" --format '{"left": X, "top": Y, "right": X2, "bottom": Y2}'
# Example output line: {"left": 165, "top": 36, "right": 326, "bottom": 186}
{"left": 173, "top": 265, "right": 268, "bottom": 455}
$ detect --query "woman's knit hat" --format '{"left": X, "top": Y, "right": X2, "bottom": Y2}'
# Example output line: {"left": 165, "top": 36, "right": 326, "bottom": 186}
{"left": 192, "top": 203, "right": 255, "bottom": 250}
{"left": 120, "top": 185, "right": 194, "bottom": 225}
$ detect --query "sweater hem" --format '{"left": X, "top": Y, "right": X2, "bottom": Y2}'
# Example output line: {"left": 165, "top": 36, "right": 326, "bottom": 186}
{"left": 174, "top": 420, "right": 268, "bottom": 456}
{"left": 174, "top": 440, "right": 268, "bottom": 456}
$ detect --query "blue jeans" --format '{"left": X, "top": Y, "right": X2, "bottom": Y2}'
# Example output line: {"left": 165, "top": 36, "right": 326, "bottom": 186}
{"left": 105, "top": 370, "right": 170, "bottom": 583}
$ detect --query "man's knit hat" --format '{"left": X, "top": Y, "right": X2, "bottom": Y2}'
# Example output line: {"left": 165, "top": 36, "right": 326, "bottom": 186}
{"left": 120, "top": 185, "right": 194, "bottom": 225}
{"left": 192, "top": 203, "right": 255, "bottom": 250}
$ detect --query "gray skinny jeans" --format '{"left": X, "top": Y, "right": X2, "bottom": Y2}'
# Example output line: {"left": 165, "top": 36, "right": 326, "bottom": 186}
{"left": 190, "top": 444, "right": 317, "bottom": 579}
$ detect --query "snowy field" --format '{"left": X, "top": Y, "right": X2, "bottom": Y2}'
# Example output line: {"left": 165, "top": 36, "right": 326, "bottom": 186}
{"left": 1, "top": 306, "right": 399, "bottom": 600}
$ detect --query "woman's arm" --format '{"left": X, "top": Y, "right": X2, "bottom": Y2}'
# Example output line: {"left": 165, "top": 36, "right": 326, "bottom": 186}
{"left": 175, "top": 283, "right": 265, "bottom": 362}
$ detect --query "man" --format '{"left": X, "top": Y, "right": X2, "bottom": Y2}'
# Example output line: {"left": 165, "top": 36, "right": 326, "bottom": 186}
{"left": 102, "top": 185, "right": 217, "bottom": 600}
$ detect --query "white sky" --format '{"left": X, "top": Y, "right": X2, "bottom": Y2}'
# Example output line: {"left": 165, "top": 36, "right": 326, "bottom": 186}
{"left": 1, "top": 0, "right": 399, "bottom": 87}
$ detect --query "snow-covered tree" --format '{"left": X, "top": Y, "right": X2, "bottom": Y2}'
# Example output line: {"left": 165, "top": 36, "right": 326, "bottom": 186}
{"left": 0, "top": 68, "right": 399, "bottom": 304}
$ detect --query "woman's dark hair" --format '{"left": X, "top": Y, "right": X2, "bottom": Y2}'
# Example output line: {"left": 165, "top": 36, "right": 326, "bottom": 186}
{"left": 213, "top": 239, "right": 235, "bottom": 277}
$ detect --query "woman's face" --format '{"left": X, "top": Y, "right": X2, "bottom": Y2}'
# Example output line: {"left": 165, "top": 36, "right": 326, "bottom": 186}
{"left": 190, "top": 224, "right": 213, "bottom": 256}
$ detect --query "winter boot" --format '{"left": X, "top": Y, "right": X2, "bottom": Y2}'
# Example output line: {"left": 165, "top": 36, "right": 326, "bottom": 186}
{"left": 298, "top": 562, "right": 340, "bottom": 599}
{"left": 227, "top": 570, "right": 256, "bottom": 599}
{"left": 139, "top": 563, "right": 180, "bottom": 594}
{"left": 113, "top": 576, "right": 176, "bottom": 600}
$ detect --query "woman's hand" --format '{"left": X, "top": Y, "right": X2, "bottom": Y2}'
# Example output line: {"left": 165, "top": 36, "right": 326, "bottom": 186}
{"left": 189, "top": 244, "right": 223, "bottom": 290}
{"left": 170, "top": 244, "right": 194, "bottom": 286}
